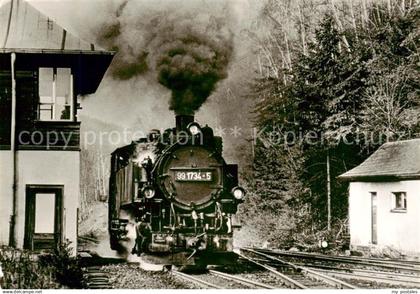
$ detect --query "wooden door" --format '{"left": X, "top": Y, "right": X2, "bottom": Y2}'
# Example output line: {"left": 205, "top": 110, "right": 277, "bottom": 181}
{"left": 24, "top": 185, "right": 63, "bottom": 250}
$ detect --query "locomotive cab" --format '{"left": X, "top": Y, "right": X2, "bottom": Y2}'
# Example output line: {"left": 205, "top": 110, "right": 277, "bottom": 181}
{"left": 108, "top": 115, "right": 245, "bottom": 266}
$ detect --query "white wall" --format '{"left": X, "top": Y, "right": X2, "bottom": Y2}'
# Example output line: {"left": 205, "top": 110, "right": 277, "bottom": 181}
{"left": 349, "top": 181, "right": 420, "bottom": 254}
{"left": 15, "top": 151, "right": 80, "bottom": 255}
{"left": 0, "top": 151, "right": 13, "bottom": 245}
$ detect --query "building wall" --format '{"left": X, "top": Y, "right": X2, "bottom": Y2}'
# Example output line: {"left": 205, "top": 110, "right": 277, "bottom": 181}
{"left": 349, "top": 181, "right": 420, "bottom": 255}
{"left": 14, "top": 151, "right": 80, "bottom": 254}
{"left": 0, "top": 151, "right": 13, "bottom": 245}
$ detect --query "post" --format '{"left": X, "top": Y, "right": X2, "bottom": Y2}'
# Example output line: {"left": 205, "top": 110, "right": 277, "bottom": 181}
{"left": 9, "top": 52, "right": 17, "bottom": 247}
{"left": 327, "top": 150, "right": 331, "bottom": 231}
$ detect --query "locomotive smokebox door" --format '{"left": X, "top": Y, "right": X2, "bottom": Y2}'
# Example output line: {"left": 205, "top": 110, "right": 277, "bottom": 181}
{"left": 157, "top": 145, "right": 223, "bottom": 210}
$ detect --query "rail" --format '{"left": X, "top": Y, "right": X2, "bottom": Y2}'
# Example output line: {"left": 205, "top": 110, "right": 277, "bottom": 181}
{"left": 172, "top": 270, "right": 223, "bottom": 289}
{"left": 243, "top": 248, "right": 357, "bottom": 289}
{"left": 209, "top": 269, "right": 276, "bottom": 289}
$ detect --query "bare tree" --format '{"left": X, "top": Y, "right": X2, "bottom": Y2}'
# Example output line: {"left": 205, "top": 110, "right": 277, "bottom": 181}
{"left": 361, "top": 73, "right": 419, "bottom": 143}
{"left": 329, "top": 0, "right": 351, "bottom": 52}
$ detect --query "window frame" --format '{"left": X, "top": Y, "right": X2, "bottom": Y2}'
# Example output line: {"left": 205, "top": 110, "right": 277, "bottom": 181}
{"left": 391, "top": 191, "right": 407, "bottom": 213}
{"left": 38, "top": 67, "right": 74, "bottom": 122}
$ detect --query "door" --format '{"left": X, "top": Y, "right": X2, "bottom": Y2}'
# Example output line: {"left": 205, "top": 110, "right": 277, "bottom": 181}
{"left": 24, "top": 185, "right": 63, "bottom": 250}
{"left": 371, "top": 192, "right": 377, "bottom": 245}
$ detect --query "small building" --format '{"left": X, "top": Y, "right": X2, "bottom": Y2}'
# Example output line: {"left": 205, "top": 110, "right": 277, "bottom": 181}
{"left": 0, "top": 0, "right": 113, "bottom": 254}
{"left": 339, "top": 139, "right": 420, "bottom": 257}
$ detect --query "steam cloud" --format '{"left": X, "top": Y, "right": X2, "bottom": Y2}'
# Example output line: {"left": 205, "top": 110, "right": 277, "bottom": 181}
{"left": 99, "top": 0, "right": 234, "bottom": 115}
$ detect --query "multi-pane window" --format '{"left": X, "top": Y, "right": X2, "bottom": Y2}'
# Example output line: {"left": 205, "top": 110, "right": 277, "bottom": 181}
{"left": 392, "top": 192, "right": 407, "bottom": 211}
{"left": 38, "top": 67, "right": 73, "bottom": 121}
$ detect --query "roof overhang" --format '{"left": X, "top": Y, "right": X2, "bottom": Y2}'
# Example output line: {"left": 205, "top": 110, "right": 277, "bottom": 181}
{"left": 338, "top": 173, "right": 420, "bottom": 182}
{"left": 0, "top": 48, "right": 114, "bottom": 55}
{"left": 0, "top": 49, "right": 115, "bottom": 95}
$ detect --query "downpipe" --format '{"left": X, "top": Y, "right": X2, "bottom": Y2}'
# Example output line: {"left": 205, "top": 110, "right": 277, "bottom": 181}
{"left": 9, "top": 52, "right": 17, "bottom": 247}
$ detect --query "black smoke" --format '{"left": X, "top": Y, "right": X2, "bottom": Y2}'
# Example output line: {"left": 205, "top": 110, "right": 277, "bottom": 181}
{"left": 97, "top": 0, "right": 234, "bottom": 115}
{"left": 98, "top": 21, "right": 149, "bottom": 80}
{"left": 153, "top": 25, "right": 233, "bottom": 114}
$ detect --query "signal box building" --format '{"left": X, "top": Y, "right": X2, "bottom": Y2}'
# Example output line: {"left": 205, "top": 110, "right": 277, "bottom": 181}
{"left": 0, "top": 0, "right": 113, "bottom": 253}
{"left": 339, "top": 139, "right": 420, "bottom": 257}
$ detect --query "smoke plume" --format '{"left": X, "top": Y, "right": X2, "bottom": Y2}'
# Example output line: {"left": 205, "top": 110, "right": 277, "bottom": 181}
{"left": 98, "top": 0, "right": 234, "bottom": 115}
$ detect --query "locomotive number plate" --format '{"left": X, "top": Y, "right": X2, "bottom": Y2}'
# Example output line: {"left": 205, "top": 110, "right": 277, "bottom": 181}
{"left": 174, "top": 170, "right": 213, "bottom": 182}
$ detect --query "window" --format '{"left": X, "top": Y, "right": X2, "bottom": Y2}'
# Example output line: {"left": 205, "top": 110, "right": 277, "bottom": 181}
{"left": 392, "top": 192, "right": 407, "bottom": 211}
{"left": 38, "top": 67, "right": 73, "bottom": 121}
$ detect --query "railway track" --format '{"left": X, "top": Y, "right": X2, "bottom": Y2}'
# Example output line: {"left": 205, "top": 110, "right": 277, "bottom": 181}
{"left": 77, "top": 248, "right": 418, "bottom": 289}
{"left": 209, "top": 269, "right": 276, "bottom": 289}
{"left": 249, "top": 248, "right": 420, "bottom": 288}
{"left": 298, "top": 263, "right": 420, "bottom": 286}
{"left": 252, "top": 248, "right": 420, "bottom": 274}
{"left": 83, "top": 266, "right": 112, "bottom": 289}
{"left": 78, "top": 251, "right": 127, "bottom": 289}
{"left": 313, "top": 268, "right": 420, "bottom": 287}
{"left": 172, "top": 270, "right": 223, "bottom": 289}
{"left": 239, "top": 248, "right": 357, "bottom": 289}
{"left": 172, "top": 269, "right": 276, "bottom": 289}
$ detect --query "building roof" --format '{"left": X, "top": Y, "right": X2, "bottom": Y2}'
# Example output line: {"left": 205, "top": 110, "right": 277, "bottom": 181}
{"left": 0, "top": 0, "right": 109, "bottom": 53}
{"left": 0, "top": 0, "right": 114, "bottom": 95}
{"left": 339, "top": 139, "right": 420, "bottom": 181}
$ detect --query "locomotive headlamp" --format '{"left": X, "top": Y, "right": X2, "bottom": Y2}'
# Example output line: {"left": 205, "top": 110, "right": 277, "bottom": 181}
{"left": 143, "top": 186, "right": 155, "bottom": 199}
{"left": 232, "top": 186, "right": 246, "bottom": 200}
{"left": 187, "top": 122, "right": 202, "bottom": 136}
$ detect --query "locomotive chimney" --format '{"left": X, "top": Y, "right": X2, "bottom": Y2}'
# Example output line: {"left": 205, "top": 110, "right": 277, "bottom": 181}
{"left": 176, "top": 114, "right": 194, "bottom": 133}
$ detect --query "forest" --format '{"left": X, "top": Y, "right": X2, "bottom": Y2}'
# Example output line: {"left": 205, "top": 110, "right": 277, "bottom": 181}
{"left": 76, "top": 0, "right": 419, "bottom": 251}
{"left": 237, "top": 0, "right": 419, "bottom": 250}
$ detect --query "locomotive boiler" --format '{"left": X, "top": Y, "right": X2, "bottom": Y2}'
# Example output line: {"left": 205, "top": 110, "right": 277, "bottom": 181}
{"left": 108, "top": 115, "right": 245, "bottom": 266}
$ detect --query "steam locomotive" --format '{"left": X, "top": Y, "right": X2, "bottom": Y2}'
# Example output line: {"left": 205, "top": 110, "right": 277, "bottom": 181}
{"left": 108, "top": 115, "right": 245, "bottom": 266}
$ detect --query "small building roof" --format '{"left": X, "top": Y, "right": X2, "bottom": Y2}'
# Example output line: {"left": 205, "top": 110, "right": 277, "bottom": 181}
{"left": 339, "top": 139, "right": 420, "bottom": 181}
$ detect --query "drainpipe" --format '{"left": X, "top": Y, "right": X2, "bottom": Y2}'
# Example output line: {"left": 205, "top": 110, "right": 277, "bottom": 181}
{"left": 9, "top": 52, "right": 17, "bottom": 247}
